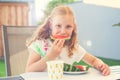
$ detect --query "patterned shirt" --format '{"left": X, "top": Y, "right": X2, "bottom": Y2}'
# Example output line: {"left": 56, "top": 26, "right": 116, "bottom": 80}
{"left": 28, "top": 39, "right": 86, "bottom": 64}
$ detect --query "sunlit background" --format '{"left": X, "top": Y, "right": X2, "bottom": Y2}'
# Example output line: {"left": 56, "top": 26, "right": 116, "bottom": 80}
{"left": 34, "top": 0, "right": 120, "bottom": 23}
{"left": 35, "top": 0, "right": 51, "bottom": 22}
{"left": 33, "top": 0, "right": 120, "bottom": 59}
{"left": 84, "top": 0, "right": 120, "bottom": 9}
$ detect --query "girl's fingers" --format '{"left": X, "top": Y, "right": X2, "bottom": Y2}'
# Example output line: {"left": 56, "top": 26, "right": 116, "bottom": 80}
{"left": 53, "top": 39, "right": 59, "bottom": 45}
{"left": 98, "top": 64, "right": 103, "bottom": 71}
{"left": 99, "top": 64, "right": 110, "bottom": 76}
{"left": 104, "top": 65, "right": 110, "bottom": 75}
{"left": 102, "top": 68, "right": 108, "bottom": 75}
{"left": 57, "top": 39, "right": 65, "bottom": 47}
{"left": 98, "top": 64, "right": 105, "bottom": 71}
{"left": 105, "top": 69, "right": 110, "bottom": 75}
{"left": 99, "top": 64, "right": 106, "bottom": 71}
{"left": 102, "top": 68, "right": 110, "bottom": 76}
{"left": 52, "top": 39, "right": 65, "bottom": 49}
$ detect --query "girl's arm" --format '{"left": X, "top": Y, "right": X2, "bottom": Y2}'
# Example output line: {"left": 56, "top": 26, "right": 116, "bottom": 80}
{"left": 26, "top": 39, "right": 65, "bottom": 72}
{"left": 82, "top": 52, "right": 110, "bottom": 76}
{"left": 25, "top": 49, "right": 48, "bottom": 72}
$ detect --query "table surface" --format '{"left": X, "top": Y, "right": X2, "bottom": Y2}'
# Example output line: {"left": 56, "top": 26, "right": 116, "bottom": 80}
{"left": 21, "top": 68, "right": 120, "bottom": 80}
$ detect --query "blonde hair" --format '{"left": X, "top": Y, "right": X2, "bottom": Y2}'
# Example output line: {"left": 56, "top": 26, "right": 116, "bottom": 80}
{"left": 27, "top": 5, "right": 78, "bottom": 57}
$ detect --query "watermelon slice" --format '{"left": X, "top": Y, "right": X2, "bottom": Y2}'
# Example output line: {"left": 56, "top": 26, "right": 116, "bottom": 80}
{"left": 64, "top": 63, "right": 80, "bottom": 72}
{"left": 50, "top": 35, "right": 70, "bottom": 40}
{"left": 75, "top": 65, "right": 89, "bottom": 71}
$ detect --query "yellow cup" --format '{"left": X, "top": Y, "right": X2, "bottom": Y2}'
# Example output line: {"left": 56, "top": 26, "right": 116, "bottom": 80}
{"left": 46, "top": 60, "right": 64, "bottom": 80}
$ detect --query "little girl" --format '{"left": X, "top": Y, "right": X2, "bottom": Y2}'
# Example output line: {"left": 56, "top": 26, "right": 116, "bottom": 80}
{"left": 26, "top": 5, "right": 110, "bottom": 76}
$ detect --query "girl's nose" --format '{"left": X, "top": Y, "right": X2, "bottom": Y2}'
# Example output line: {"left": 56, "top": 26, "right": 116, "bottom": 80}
{"left": 60, "top": 28, "right": 66, "bottom": 34}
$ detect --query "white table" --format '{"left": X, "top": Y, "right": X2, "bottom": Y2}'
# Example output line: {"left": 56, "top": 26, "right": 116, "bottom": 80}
{"left": 21, "top": 68, "right": 120, "bottom": 80}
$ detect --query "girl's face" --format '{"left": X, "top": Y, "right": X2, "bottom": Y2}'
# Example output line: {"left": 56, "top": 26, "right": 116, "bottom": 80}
{"left": 50, "top": 15, "right": 75, "bottom": 37}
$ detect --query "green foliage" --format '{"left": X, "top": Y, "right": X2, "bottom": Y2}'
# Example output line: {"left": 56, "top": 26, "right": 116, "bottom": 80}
{"left": 38, "top": 0, "right": 77, "bottom": 25}
{"left": 97, "top": 57, "right": 120, "bottom": 66}
{"left": 73, "top": 57, "right": 120, "bottom": 67}
{"left": 112, "top": 22, "right": 120, "bottom": 27}
{"left": 73, "top": 60, "right": 92, "bottom": 67}
{"left": 0, "top": 60, "right": 6, "bottom": 77}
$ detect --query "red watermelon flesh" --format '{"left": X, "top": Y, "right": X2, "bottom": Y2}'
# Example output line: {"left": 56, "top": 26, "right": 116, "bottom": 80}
{"left": 75, "top": 65, "right": 86, "bottom": 71}
{"left": 51, "top": 35, "right": 70, "bottom": 40}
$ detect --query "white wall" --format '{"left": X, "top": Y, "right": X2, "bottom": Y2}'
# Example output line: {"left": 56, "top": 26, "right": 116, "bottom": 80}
{"left": 69, "top": 2, "right": 120, "bottom": 60}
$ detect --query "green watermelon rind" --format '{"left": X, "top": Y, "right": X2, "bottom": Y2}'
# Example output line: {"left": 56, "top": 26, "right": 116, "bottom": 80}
{"left": 64, "top": 63, "right": 89, "bottom": 72}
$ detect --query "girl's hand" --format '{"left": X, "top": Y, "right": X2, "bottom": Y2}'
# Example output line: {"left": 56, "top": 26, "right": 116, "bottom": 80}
{"left": 96, "top": 61, "right": 110, "bottom": 76}
{"left": 82, "top": 53, "right": 110, "bottom": 76}
{"left": 46, "top": 39, "right": 65, "bottom": 60}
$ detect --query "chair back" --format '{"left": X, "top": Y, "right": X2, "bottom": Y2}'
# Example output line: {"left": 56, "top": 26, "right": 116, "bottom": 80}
{"left": 2, "top": 25, "right": 37, "bottom": 76}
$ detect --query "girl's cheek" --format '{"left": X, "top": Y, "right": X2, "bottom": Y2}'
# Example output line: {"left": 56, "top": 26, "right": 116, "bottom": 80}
{"left": 69, "top": 31, "right": 73, "bottom": 36}
{"left": 52, "top": 31, "right": 59, "bottom": 35}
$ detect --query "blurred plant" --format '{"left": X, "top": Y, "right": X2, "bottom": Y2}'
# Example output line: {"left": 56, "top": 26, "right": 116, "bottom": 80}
{"left": 112, "top": 22, "right": 120, "bottom": 27}
{"left": 38, "top": 0, "right": 79, "bottom": 25}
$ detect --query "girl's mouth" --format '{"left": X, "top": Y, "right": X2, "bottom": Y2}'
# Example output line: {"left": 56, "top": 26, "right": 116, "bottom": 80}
{"left": 50, "top": 35, "right": 70, "bottom": 40}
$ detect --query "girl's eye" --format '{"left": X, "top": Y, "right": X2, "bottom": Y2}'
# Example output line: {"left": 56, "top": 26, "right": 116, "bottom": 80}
{"left": 56, "top": 24, "right": 61, "bottom": 28}
{"left": 66, "top": 25, "right": 72, "bottom": 29}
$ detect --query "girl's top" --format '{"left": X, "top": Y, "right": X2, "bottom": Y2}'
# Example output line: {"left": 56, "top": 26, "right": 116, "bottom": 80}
{"left": 28, "top": 39, "right": 86, "bottom": 64}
